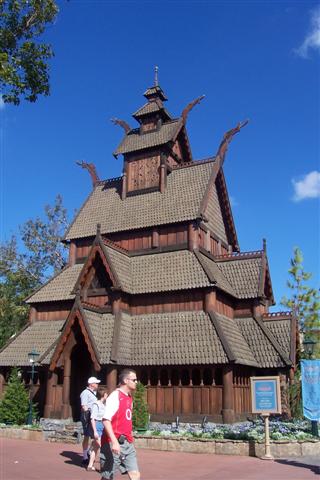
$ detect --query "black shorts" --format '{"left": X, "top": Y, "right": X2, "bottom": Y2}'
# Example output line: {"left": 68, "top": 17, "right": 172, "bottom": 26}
{"left": 80, "top": 411, "right": 93, "bottom": 438}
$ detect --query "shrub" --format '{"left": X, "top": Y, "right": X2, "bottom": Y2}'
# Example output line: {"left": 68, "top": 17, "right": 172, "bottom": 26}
{"left": 0, "top": 368, "right": 36, "bottom": 425}
{"left": 132, "top": 382, "right": 149, "bottom": 430}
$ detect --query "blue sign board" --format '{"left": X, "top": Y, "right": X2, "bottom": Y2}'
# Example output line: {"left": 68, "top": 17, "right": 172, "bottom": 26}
{"left": 301, "top": 360, "right": 320, "bottom": 421}
{"left": 251, "top": 376, "right": 281, "bottom": 414}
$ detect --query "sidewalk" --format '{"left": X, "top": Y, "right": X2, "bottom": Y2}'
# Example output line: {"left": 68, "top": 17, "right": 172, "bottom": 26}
{"left": 1, "top": 438, "right": 319, "bottom": 480}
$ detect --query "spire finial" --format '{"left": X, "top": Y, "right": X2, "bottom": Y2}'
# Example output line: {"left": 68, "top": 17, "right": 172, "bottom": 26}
{"left": 154, "top": 65, "right": 159, "bottom": 86}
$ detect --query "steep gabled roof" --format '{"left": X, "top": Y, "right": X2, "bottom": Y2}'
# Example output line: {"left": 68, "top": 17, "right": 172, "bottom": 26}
{"left": 49, "top": 300, "right": 101, "bottom": 371}
{"left": 209, "top": 312, "right": 259, "bottom": 367}
{"left": 236, "top": 316, "right": 292, "bottom": 368}
{"left": 0, "top": 320, "right": 64, "bottom": 366}
{"left": 113, "top": 119, "right": 182, "bottom": 156}
{"left": 64, "top": 160, "right": 215, "bottom": 240}
{"left": 26, "top": 263, "right": 83, "bottom": 304}
{"left": 214, "top": 251, "right": 264, "bottom": 299}
{"left": 132, "top": 101, "right": 172, "bottom": 121}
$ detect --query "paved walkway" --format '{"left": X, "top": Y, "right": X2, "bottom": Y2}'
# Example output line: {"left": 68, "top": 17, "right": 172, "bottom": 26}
{"left": 1, "top": 438, "right": 319, "bottom": 479}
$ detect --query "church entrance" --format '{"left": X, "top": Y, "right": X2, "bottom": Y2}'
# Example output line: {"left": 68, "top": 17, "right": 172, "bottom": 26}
{"left": 70, "top": 341, "right": 93, "bottom": 421}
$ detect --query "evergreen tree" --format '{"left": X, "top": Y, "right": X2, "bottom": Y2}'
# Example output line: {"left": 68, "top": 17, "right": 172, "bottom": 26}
{"left": 132, "top": 382, "right": 149, "bottom": 430}
{"left": 281, "top": 248, "right": 320, "bottom": 417}
{"left": 281, "top": 247, "right": 320, "bottom": 360}
{"left": 0, "top": 368, "right": 30, "bottom": 424}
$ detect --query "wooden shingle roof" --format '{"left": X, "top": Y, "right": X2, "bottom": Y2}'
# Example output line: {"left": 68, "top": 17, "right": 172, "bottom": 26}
{"left": 64, "top": 160, "right": 215, "bottom": 241}
{"left": 0, "top": 321, "right": 64, "bottom": 366}
{"left": 236, "top": 317, "right": 292, "bottom": 368}
{"left": 26, "top": 263, "right": 83, "bottom": 304}
{"left": 113, "top": 119, "right": 181, "bottom": 156}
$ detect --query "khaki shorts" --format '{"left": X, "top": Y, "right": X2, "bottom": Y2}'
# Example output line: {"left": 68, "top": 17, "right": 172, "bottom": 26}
{"left": 100, "top": 440, "right": 139, "bottom": 479}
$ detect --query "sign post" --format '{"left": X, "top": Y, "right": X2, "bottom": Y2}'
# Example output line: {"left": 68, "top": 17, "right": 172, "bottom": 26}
{"left": 250, "top": 376, "right": 281, "bottom": 460}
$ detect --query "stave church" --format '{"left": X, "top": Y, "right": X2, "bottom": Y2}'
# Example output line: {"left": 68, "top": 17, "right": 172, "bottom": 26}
{"left": 0, "top": 76, "right": 295, "bottom": 422}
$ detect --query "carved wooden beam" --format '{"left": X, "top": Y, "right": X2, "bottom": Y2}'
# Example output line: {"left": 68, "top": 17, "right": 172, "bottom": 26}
{"left": 181, "top": 95, "right": 205, "bottom": 123}
{"left": 76, "top": 160, "right": 100, "bottom": 187}
{"left": 111, "top": 117, "right": 131, "bottom": 134}
{"left": 215, "top": 119, "right": 249, "bottom": 167}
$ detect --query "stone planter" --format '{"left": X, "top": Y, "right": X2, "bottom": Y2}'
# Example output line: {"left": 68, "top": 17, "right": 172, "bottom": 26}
{"left": 0, "top": 427, "right": 44, "bottom": 442}
{"left": 134, "top": 434, "right": 320, "bottom": 458}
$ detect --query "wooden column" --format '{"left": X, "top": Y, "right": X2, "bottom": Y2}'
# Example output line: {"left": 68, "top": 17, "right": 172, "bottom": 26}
{"left": 122, "top": 161, "right": 128, "bottom": 200}
{"left": 205, "top": 230, "right": 211, "bottom": 252}
{"left": 222, "top": 365, "right": 235, "bottom": 423}
{"left": 44, "top": 369, "right": 58, "bottom": 418}
{"left": 62, "top": 356, "right": 72, "bottom": 418}
{"left": 69, "top": 241, "right": 77, "bottom": 266}
{"left": 188, "top": 222, "right": 199, "bottom": 251}
{"left": 112, "top": 292, "right": 121, "bottom": 315}
{"left": 160, "top": 164, "right": 167, "bottom": 193}
{"left": 152, "top": 228, "right": 159, "bottom": 248}
{"left": 28, "top": 306, "right": 37, "bottom": 324}
{"left": 106, "top": 367, "right": 118, "bottom": 393}
{"left": 205, "top": 290, "right": 216, "bottom": 313}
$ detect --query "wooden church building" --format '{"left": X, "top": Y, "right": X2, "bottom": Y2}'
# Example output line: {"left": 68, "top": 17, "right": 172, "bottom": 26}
{"left": 0, "top": 79, "right": 296, "bottom": 423}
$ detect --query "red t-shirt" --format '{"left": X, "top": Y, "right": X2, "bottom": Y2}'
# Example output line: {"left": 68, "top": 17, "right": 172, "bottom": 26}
{"left": 101, "top": 389, "right": 133, "bottom": 445}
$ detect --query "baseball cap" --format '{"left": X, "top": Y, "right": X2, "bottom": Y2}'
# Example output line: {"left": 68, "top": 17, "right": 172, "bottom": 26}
{"left": 87, "top": 376, "right": 101, "bottom": 384}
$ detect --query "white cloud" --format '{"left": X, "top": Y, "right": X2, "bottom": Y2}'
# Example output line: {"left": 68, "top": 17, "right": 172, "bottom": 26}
{"left": 0, "top": 95, "right": 5, "bottom": 110}
{"left": 292, "top": 171, "right": 320, "bottom": 201}
{"left": 295, "top": 6, "right": 320, "bottom": 58}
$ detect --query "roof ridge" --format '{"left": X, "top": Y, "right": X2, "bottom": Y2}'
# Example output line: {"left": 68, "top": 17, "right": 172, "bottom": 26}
{"left": 263, "top": 311, "right": 292, "bottom": 319}
{"left": 172, "top": 157, "right": 215, "bottom": 170}
{"left": 103, "top": 238, "right": 130, "bottom": 256}
{"left": 214, "top": 250, "right": 263, "bottom": 261}
{"left": 253, "top": 314, "right": 292, "bottom": 366}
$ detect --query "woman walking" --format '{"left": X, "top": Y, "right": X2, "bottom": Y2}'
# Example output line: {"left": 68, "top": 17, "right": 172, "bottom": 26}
{"left": 87, "top": 387, "right": 108, "bottom": 472}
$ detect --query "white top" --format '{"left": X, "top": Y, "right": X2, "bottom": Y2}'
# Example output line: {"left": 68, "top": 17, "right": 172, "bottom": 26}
{"left": 91, "top": 400, "right": 106, "bottom": 421}
{"left": 103, "top": 389, "right": 129, "bottom": 421}
{"left": 80, "top": 388, "right": 97, "bottom": 411}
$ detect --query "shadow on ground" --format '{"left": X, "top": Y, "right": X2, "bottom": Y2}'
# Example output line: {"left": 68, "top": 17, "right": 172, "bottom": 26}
{"left": 275, "top": 459, "right": 320, "bottom": 476}
{"left": 60, "top": 450, "right": 83, "bottom": 467}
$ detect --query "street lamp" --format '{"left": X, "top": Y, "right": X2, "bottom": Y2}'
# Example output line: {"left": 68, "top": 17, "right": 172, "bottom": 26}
{"left": 302, "top": 338, "right": 318, "bottom": 437}
{"left": 303, "top": 338, "right": 316, "bottom": 358}
{"left": 27, "top": 349, "right": 40, "bottom": 425}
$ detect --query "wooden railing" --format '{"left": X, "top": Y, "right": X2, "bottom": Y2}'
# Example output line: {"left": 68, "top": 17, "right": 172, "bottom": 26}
{"left": 146, "top": 385, "right": 223, "bottom": 415}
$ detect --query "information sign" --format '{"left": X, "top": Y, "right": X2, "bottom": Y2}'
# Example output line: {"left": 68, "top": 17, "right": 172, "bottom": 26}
{"left": 250, "top": 376, "right": 281, "bottom": 414}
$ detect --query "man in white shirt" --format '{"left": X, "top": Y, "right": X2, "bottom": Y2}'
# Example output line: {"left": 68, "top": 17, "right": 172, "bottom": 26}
{"left": 100, "top": 369, "right": 140, "bottom": 480}
{"left": 80, "top": 376, "right": 100, "bottom": 466}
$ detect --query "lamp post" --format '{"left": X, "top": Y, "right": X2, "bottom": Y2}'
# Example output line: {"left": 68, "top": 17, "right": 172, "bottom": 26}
{"left": 302, "top": 338, "right": 318, "bottom": 437}
{"left": 27, "top": 349, "right": 40, "bottom": 425}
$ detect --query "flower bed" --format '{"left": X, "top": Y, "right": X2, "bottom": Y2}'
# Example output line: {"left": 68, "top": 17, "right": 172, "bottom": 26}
{"left": 133, "top": 419, "right": 320, "bottom": 458}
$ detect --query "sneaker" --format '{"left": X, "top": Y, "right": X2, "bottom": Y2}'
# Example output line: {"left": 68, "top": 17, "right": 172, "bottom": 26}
{"left": 81, "top": 458, "right": 89, "bottom": 467}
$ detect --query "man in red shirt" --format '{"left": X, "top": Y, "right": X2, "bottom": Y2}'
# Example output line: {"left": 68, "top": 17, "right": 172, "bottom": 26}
{"left": 101, "top": 369, "right": 140, "bottom": 480}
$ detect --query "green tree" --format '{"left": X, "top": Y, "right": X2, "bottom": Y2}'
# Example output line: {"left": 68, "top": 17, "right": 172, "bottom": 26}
{"left": 0, "top": 0, "right": 58, "bottom": 105}
{"left": 0, "top": 367, "right": 31, "bottom": 424}
{"left": 0, "top": 195, "right": 69, "bottom": 348}
{"left": 281, "top": 248, "right": 320, "bottom": 418}
{"left": 281, "top": 247, "right": 320, "bottom": 359}
{"left": 132, "top": 382, "right": 149, "bottom": 431}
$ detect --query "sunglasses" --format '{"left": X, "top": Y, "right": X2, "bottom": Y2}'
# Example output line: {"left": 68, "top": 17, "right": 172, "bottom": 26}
{"left": 127, "top": 378, "right": 138, "bottom": 383}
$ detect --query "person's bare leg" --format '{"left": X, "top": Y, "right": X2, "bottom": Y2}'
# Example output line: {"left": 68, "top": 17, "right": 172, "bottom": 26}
{"left": 87, "top": 440, "right": 99, "bottom": 470}
{"left": 82, "top": 436, "right": 90, "bottom": 462}
{"left": 128, "top": 471, "right": 140, "bottom": 480}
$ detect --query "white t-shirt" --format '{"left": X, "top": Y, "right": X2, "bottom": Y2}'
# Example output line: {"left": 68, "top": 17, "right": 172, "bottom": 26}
{"left": 103, "top": 389, "right": 130, "bottom": 421}
{"left": 91, "top": 400, "right": 106, "bottom": 421}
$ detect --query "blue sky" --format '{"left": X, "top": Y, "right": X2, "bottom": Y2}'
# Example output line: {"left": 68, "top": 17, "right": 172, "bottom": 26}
{"left": 0, "top": 0, "right": 319, "bottom": 308}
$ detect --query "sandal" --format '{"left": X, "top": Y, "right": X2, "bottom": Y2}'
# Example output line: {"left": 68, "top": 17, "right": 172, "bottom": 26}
{"left": 87, "top": 466, "right": 96, "bottom": 471}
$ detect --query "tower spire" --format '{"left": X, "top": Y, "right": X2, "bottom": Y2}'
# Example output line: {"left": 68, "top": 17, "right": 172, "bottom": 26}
{"left": 154, "top": 65, "right": 159, "bottom": 86}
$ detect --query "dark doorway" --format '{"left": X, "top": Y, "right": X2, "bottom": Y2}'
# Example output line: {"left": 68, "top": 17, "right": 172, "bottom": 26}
{"left": 70, "top": 339, "right": 93, "bottom": 421}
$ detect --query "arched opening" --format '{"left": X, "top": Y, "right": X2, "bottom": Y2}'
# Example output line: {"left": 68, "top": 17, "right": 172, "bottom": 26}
{"left": 70, "top": 340, "right": 93, "bottom": 421}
